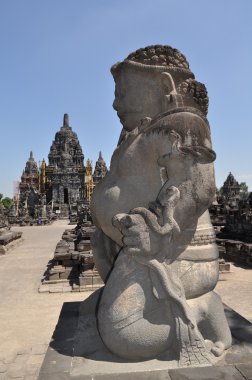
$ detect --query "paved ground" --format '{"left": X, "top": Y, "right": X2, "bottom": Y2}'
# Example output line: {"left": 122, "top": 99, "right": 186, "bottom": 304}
{"left": 0, "top": 222, "right": 251, "bottom": 379}
{"left": 216, "top": 263, "right": 252, "bottom": 323}
{"left": 0, "top": 220, "right": 90, "bottom": 379}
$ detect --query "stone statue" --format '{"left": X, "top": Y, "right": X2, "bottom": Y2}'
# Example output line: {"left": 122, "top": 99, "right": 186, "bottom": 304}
{"left": 91, "top": 45, "right": 232, "bottom": 366}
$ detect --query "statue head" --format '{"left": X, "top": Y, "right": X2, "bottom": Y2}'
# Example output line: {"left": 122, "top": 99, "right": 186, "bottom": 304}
{"left": 111, "top": 45, "right": 208, "bottom": 131}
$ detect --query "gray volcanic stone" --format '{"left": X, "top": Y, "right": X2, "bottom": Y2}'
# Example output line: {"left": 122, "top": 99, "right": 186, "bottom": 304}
{"left": 38, "top": 295, "right": 252, "bottom": 379}
{"left": 168, "top": 366, "right": 244, "bottom": 380}
{"left": 90, "top": 45, "right": 232, "bottom": 365}
{"left": 46, "top": 114, "right": 85, "bottom": 217}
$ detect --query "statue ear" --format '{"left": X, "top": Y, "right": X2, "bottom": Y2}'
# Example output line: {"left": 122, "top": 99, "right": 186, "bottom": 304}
{"left": 180, "top": 146, "right": 216, "bottom": 163}
{"left": 161, "top": 72, "right": 183, "bottom": 112}
{"left": 161, "top": 72, "right": 176, "bottom": 95}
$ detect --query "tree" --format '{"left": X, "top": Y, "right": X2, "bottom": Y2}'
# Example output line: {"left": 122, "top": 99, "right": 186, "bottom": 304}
{"left": 0, "top": 194, "right": 3, "bottom": 201}
{"left": 240, "top": 182, "right": 249, "bottom": 200}
{"left": 1, "top": 197, "right": 13, "bottom": 209}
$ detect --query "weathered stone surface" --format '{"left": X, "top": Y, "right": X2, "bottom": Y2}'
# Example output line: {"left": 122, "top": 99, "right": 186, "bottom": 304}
{"left": 38, "top": 296, "right": 252, "bottom": 379}
{"left": 0, "top": 207, "right": 22, "bottom": 253}
{"left": 169, "top": 366, "right": 244, "bottom": 380}
{"left": 90, "top": 45, "right": 232, "bottom": 365}
{"left": 236, "top": 363, "right": 252, "bottom": 380}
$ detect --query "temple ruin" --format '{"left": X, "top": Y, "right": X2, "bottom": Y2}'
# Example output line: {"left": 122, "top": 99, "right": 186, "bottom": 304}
{"left": 14, "top": 114, "right": 107, "bottom": 222}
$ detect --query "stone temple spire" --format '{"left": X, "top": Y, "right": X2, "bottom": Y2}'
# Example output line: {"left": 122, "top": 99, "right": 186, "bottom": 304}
{"left": 19, "top": 151, "right": 39, "bottom": 191}
{"left": 222, "top": 172, "right": 241, "bottom": 200}
{"left": 63, "top": 113, "right": 70, "bottom": 129}
{"left": 93, "top": 151, "right": 108, "bottom": 185}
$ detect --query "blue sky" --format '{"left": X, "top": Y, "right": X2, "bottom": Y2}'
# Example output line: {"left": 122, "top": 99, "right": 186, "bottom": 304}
{"left": 0, "top": 0, "right": 252, "bottom": 197}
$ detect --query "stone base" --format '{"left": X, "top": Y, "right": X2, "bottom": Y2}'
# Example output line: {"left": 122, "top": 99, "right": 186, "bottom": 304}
{"left": 38, "top": 271, "right": 103, "bottom": 293}
{"left": 38, "top": 291, "right": 252, "bottom": 380}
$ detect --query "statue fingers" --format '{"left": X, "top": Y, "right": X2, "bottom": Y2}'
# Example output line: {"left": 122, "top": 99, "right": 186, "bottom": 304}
{"left": 121, "top": 224, "right": 147, "bottom": 237}
{"left": 112, "top": 213, "right": 133, "bottom": 231}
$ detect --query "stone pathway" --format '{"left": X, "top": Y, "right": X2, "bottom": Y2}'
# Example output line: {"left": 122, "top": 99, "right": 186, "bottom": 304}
{"left": 216, "top": 263, "right": 252, "bottom": 322}
{"left": 0, "top": 220, "right": 90, "bottom": 379}
{"left": 0, "top": 344, "right": 47, "bottom": 380}
{"left": 0, "top": 222, "right": 251, "bottom": 379}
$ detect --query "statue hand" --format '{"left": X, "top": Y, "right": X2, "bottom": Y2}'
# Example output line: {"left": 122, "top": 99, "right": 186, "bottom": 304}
{"left": 112, "top": 212, "right": 162, "bottom": 256}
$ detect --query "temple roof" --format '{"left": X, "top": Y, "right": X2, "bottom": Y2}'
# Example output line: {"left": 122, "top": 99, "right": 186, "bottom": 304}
{"left": 23, "top": 151, "right": 38, "bottom": 176}
{"left": 223, "top": 172, "right": 240, "bottom": 189}
{"left": 48, "top": 114, "right": 84, "bottom": 170}
{"left": 93, "top": 151, "right": 108, "bottom": 181}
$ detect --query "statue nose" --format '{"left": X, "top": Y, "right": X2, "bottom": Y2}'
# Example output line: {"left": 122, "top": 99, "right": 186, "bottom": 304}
{"left": 113, "top": 99, "right": 119, "bottom": 110}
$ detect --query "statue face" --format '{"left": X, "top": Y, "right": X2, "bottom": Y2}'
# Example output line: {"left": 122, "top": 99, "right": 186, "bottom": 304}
{"left": 113, "top": 66, "right": 162, "bottom": 131}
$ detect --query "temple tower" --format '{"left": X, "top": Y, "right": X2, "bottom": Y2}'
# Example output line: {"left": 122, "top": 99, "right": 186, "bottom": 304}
{"left": 93, "top": 151, "right": 108, "bottom": 186}
{"left": 19, "top": 151, "right": 39, "bottom": 192}
{"left": 221, "top": 172, "right": 241, "bottom": 200}
{"left": 46, "top": 114, "right": 85, "bottom": 217}
{"left": 18, "top": 151, "right": 39, "bottom": 217}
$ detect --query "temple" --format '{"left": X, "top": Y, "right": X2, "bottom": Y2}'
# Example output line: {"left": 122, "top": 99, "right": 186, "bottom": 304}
{"left": 221, "top": 172, "right": 241, "bottom": 200}
{"left": 45, "top": 114, "right": 85, "bottom": 217}
{"left": 93, "top": 151, "right": 108, "bottom": 186}
{"left": 209, "top": 172, "right": 252, "bottom": 267}
{"left": 19, "top": 151, "right": 39, "bottom": 193}
{"left": 14, "top": 114, "right": 108, "bottom": 221}
{"left": 18, "top": 151, "right": 40, "bottom": 218}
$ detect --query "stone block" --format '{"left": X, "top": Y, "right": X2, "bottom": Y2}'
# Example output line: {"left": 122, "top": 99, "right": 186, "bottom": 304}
{"left": 62, "top": 287, "right": 72, "bottom": 293}
{"left": 236, "top": 363, "right": 252, "bottom": 379}
{"left": 62, "top": 259, "right": 74, "bottom": 267}
{"left": 59, "top": 271, "right": 70, "bottom": 280}
{"left": 38, "top": 285, "right": 49, "bottom": 293}
{"left": 168, "top": 365, "right": 245, "bottom": 380}
{"left": 52, "top": 265, "right": 65, "bottom": 273}
{"left": 49, "top": 272, "right": 60, "bottom": 281}
{"left": 71, "top": 251, "right": 80, "bottom": 260}
{"left": 69, "top": 242, "right": 75, "bottom": 250}
{"left": 92, "top": 276, "right": 104, "bottom": 286}
{"left": 54, "top": 252, "right": 71, "bottom": 260}
{"left": 78, "top": 240, "right": 91, "bottom": 252}
{"left": 49, "top": 287, "right": 63, "bottom": 293}
{"left": 79, "top": 285, "right": 93, "bottom": 292}
{"left": 79, "top": 276, "right": 92, "bottom": 286}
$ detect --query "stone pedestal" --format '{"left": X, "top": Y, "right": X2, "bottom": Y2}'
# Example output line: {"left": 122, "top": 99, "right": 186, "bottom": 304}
{"left": 38, "top": 291, "right": 252, "bottom": 380}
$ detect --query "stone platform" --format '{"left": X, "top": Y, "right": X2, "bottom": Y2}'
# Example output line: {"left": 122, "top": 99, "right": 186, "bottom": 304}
{"left": 38, "top": 291, "right": 252, "bottom": 380}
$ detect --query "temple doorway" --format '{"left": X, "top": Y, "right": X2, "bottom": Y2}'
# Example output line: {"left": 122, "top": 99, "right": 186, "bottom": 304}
{"left": 64, "top": 188, "right": 69, "bottom": 204}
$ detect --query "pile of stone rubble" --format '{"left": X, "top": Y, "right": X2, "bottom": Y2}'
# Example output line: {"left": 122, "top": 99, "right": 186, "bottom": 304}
{"left": 39, "top": 222, "right": 103, "bottom": 293}
{"left": 0, "top": 206, "right": 23, "bottom": 254}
